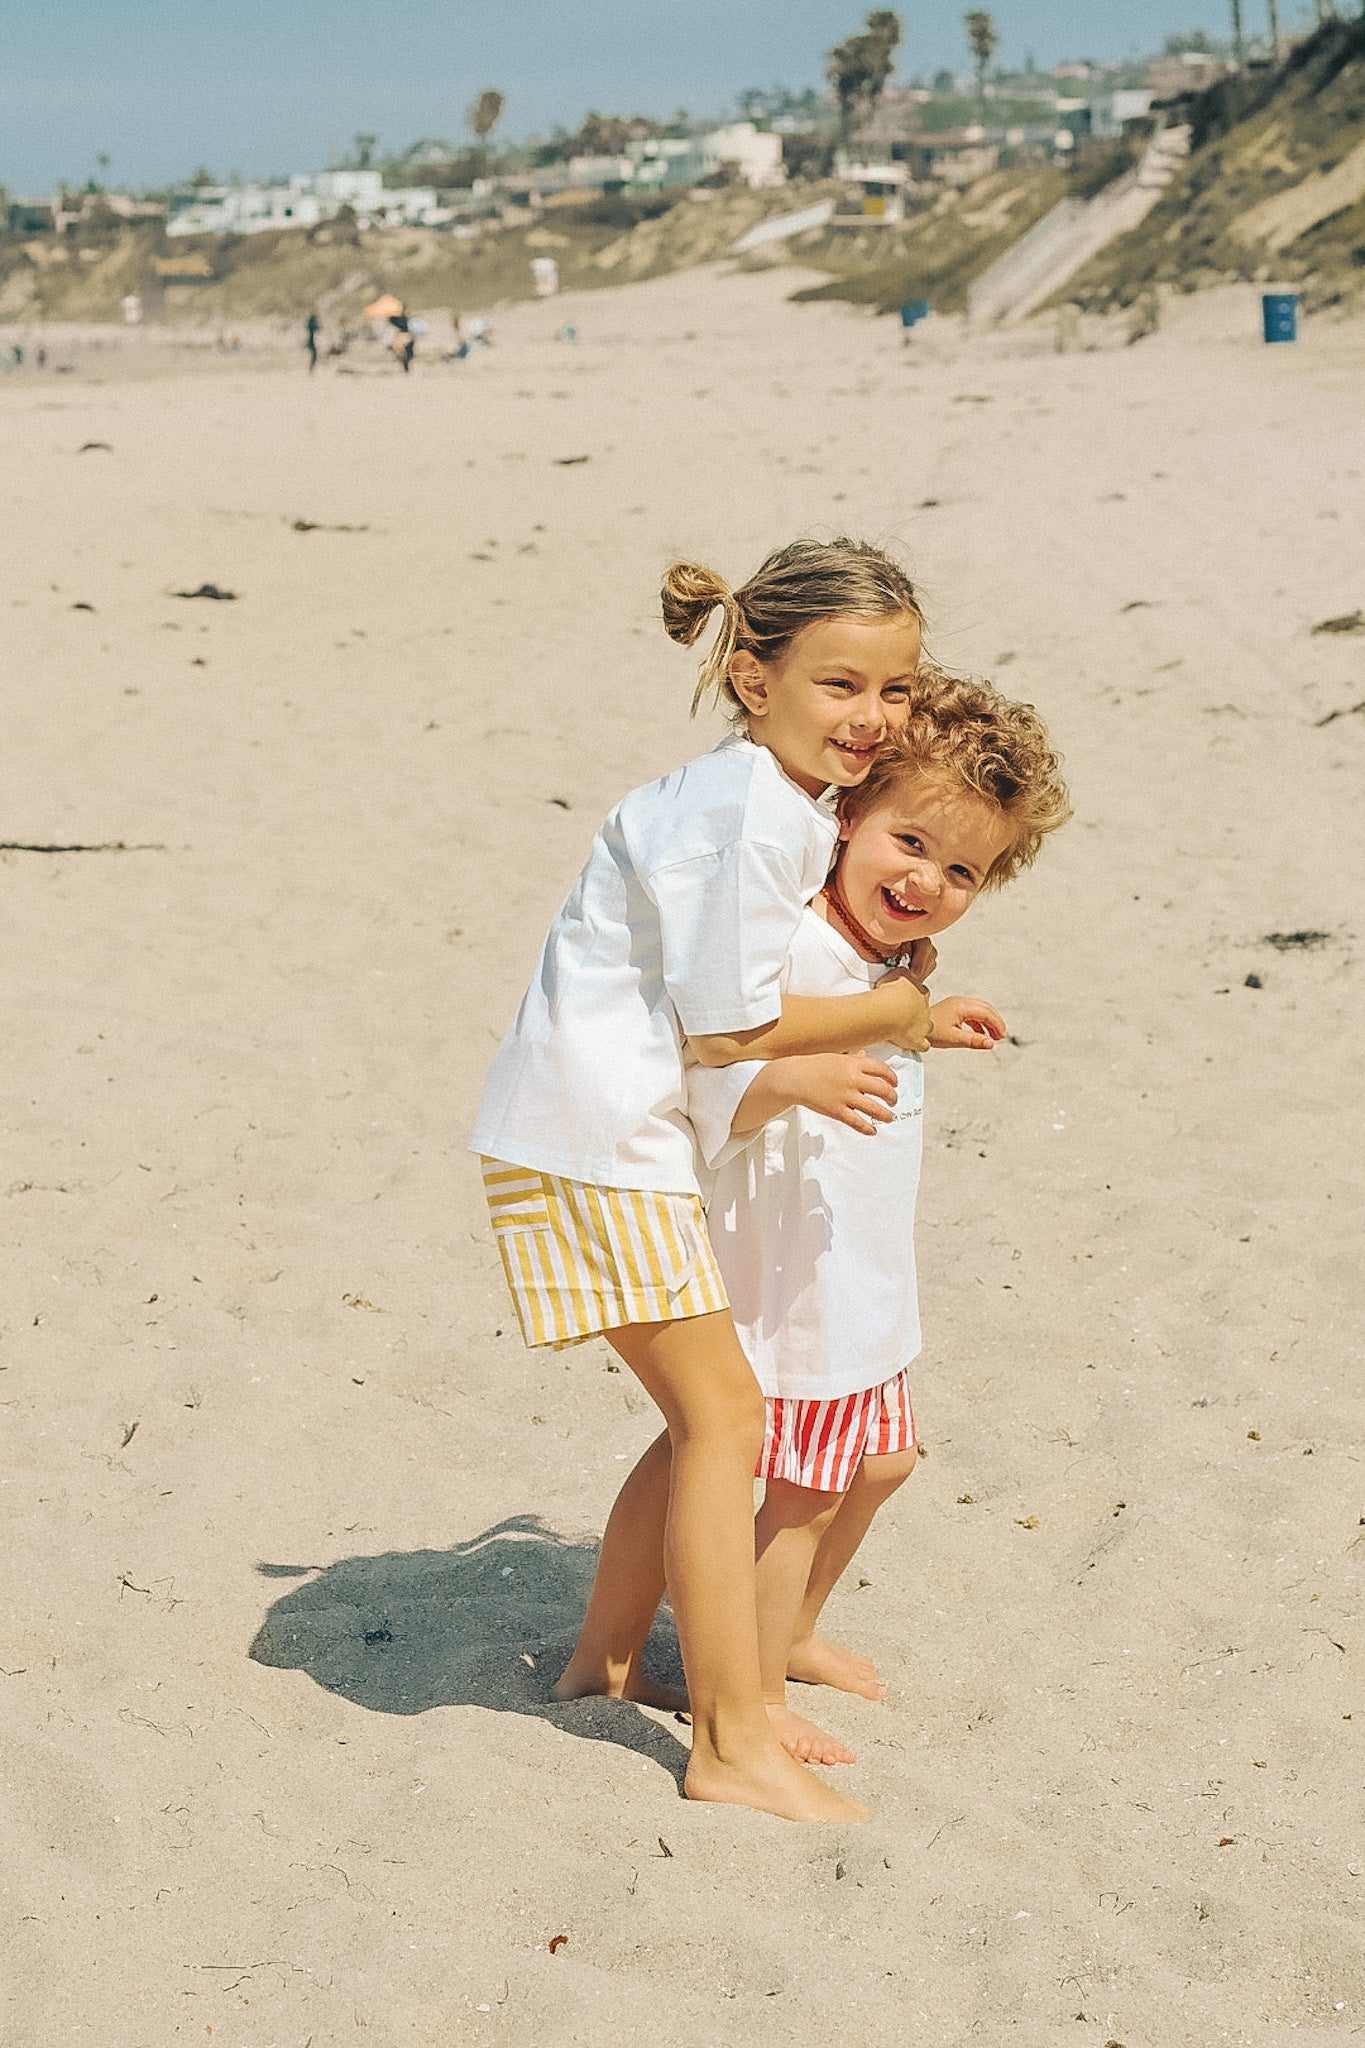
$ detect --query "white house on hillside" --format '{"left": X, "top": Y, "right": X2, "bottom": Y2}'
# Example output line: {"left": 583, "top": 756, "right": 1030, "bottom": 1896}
{"left": 1089, "top": 89, "right": 1155, "bottom": 139}
{"left": 166, "top": 185, "right": 321, "bottom": 235}
{"left": 166, "top": 168, "right": 443, "bottom": 236}
{"left": 566, "top": 154, "right": 635, "bottom": 190}
{"left": 628, "top": 123, "right": 785, "bottom": 191}
{"left": 702, "top": 123, "right": 785, "bottom": 187}
{"left": 309, "top": 170, "right": 384, "bottom": 210}
{"left": 629, "top": 136, "right": 706, "bottom": 187}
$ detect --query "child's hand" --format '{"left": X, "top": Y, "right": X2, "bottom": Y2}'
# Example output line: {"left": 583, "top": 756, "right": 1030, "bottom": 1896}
{"left": 871, "top": 972, "right": 931, "bottom": 1054}
{"left": 928, "top": 996, "right": 1007, "bottom": 1050}
{"left": 786, "top": 1053, "right": 899, "bottom": 1134}
{"left": 904, "top": 936, "right": 937, "bottom": 988}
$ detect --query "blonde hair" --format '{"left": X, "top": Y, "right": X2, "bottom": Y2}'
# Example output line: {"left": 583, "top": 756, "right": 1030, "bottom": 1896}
{"left": 839, "top": 671, "right": 1071, "bottom": 887}
{"left": 661, "top": 538, "right": 925, "bottom": 719}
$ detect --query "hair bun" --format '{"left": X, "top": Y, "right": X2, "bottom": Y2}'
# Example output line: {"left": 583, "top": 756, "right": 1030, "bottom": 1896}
{"left": 661, "top": 561, "right": 733, "bottom": 648}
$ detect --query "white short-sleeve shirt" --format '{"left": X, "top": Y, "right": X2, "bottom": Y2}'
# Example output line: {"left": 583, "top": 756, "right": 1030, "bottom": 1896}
{"left": 689, "top": 909, "right": 924, "bottom": 1401}
{"left": 469, "top": 737, "right": 838, "bottom": 1194}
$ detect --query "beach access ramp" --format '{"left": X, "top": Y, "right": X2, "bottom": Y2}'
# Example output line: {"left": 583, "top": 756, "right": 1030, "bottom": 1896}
{"left": 967, "top": 125, "right": 1191, "bottom": 327}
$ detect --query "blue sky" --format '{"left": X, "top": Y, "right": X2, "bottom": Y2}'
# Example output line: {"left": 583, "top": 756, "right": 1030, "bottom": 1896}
{"left": 0, "top": 0, "right": 1308, "bottom": 193}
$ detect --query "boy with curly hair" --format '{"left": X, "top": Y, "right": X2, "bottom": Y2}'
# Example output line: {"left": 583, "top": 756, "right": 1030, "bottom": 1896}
{"left": 689, "top": 676, "right": 1071, "bottom": 1764}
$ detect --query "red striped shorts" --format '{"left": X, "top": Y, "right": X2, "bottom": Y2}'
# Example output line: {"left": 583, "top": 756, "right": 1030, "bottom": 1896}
{"left": 758, "top": 1371, "right": 917, "bottom": 1495}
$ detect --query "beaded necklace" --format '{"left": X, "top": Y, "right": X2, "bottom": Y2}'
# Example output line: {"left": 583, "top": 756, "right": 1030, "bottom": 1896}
{"left": 819, "top": 862, "right": 912, "bottom": 967}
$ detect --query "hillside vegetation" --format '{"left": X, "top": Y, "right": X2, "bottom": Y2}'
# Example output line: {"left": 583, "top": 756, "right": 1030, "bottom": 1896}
{"left": 0, "top": 187, "right": 808, "bottom": 328}
{"left": 795, "top": 22, "right": 1365, "bottom": 320}
{"left": 1059, "top": 18, "right": 1365, "bottom": 311}
{"left": 786, "top": 158, "right": 1105, "bottom": 314}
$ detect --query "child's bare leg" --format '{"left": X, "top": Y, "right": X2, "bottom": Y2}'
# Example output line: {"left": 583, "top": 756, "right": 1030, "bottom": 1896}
{"left": 753, "top": 1479, "right": 857, "bottom": 1767}
{"left": 787, "top": 1449, "right": 918, "bottom": 1699}
{"left": 599, "top": 1313, "right": 866, "bottom": 1823}
{"left": 553, "top": 1428, "right": 684, "bottom": 1709}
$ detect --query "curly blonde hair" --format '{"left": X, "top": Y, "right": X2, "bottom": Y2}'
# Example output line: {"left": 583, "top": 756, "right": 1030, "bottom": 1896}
{"left": 839, "top": 671, "right": 1071, "bottom": 887}
{"left": 661, "top": 538, "right": 925, "bottom": 719}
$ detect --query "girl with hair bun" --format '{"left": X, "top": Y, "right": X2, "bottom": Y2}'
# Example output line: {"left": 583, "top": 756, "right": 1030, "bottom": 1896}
{"left": 471, "top": 537, "right": 926, "bottom": 1823}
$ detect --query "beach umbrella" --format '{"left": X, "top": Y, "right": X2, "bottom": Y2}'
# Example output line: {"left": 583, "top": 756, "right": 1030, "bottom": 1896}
{"left": 363, "top": 294, "right": 404, "bottom": 319}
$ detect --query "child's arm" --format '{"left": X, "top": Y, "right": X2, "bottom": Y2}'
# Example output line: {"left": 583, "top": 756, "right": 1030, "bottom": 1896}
{"left": 690, "top": 973, "right": 930, "bottom": 1068}
{"left": 928, "top": 996, "right": 1007, "bottom": 1050}
{"left": 728, "top": 1053, "right": 901, "bottom": 1137}
{"left": 711, "top": 997, "right": 1005, "bottom": 1152}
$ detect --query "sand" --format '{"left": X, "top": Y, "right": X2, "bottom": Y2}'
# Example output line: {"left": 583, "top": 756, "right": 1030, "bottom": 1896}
{"left": 2, "top": 267, "right": 1363, "bottom": 2046}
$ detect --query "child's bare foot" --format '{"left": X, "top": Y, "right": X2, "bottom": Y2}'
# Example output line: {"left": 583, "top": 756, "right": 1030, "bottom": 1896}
{"left": 765, "top": 1701, "right": 855, "bottom": 1766}
{"left": 786, "top": 1636, "right": 886, "bottom": 1700}
{"left": 551, "top": 1658, "right": 688, "bottom": 1713}
{"left": 685, "top": 1742, "right": 867, "bottom": 1823}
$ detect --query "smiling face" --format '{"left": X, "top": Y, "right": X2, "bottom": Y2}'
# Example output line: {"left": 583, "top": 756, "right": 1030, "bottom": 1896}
{"left": 834, "top": 771, "right": 1018, "bottom": 953}
{"left": 726, "top": 612, "right": 924, "bottom": 797}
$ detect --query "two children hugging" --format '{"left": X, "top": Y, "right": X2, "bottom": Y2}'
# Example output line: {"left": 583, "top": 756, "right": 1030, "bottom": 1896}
{"left": 471, "top": 539, "right": 1069, "bottom": 1822}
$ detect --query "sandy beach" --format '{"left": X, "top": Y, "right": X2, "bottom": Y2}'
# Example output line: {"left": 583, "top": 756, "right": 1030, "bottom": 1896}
{"left": 3, "top": 266, "right": 1363, "bottom": 2045}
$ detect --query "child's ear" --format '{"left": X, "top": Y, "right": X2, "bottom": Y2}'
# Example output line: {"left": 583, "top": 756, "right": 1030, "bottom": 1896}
{"left": 727, "top": 651, "right": 768, "bottom": 717}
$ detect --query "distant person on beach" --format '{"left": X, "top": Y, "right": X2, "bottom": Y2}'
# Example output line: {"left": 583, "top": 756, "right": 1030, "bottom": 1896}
{"left": 305, "top": 312, "right": 321, "bottom": 371}
{"left": 389, "top": 312, "right": 415, "bottom": 373}
{"left": 687, "top": 679, "right": 1070, "bottom": 1765}
{"left": 471, "top": 539, "right": 930, "bottom": 1822}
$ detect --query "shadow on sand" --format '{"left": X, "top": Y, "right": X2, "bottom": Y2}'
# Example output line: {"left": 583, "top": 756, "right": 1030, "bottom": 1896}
{"left": 248, "top": 1514, "right": 688, "bottom": 1786}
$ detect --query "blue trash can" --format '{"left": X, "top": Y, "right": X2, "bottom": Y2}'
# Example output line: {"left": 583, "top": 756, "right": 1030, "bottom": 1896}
{"left": 1262, "top": 292, "right": 1298, "bottom": 344}
{"left": 900, "top": 299, "right": 930, "bottom": 330}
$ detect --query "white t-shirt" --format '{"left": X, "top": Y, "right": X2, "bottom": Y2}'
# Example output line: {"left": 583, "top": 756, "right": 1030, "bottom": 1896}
{"left": 688, "top": 908, "right": 924, "bottom": 1401}
{"left": 469, "top": 737, "right": 838, "bottom": 1195}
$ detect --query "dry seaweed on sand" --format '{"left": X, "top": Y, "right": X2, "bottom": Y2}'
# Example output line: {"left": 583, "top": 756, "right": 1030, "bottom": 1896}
{"left": 0, "top": 838, "right": 165, "bottom": 853}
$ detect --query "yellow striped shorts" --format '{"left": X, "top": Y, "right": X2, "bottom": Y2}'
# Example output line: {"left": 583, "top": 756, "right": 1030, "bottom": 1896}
{"left": 479, "top": 1158, "right": 729, "bottom": 1350}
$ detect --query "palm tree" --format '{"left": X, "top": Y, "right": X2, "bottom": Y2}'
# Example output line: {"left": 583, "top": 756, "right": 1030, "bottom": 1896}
{"left": 1267, "top": 0, "right": 1281, "bottom": 58}
{"left": 1229, "top": 0, "right": 1245, "bottom": 63}
{"left": 964, "top": 11, "right": 1000, "bottom": 124}
{"left": 825, "top": 10, "right": 903, "bottom": 147}
{"left": 466, "top": 90, "right": 505, "bottom": 146}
